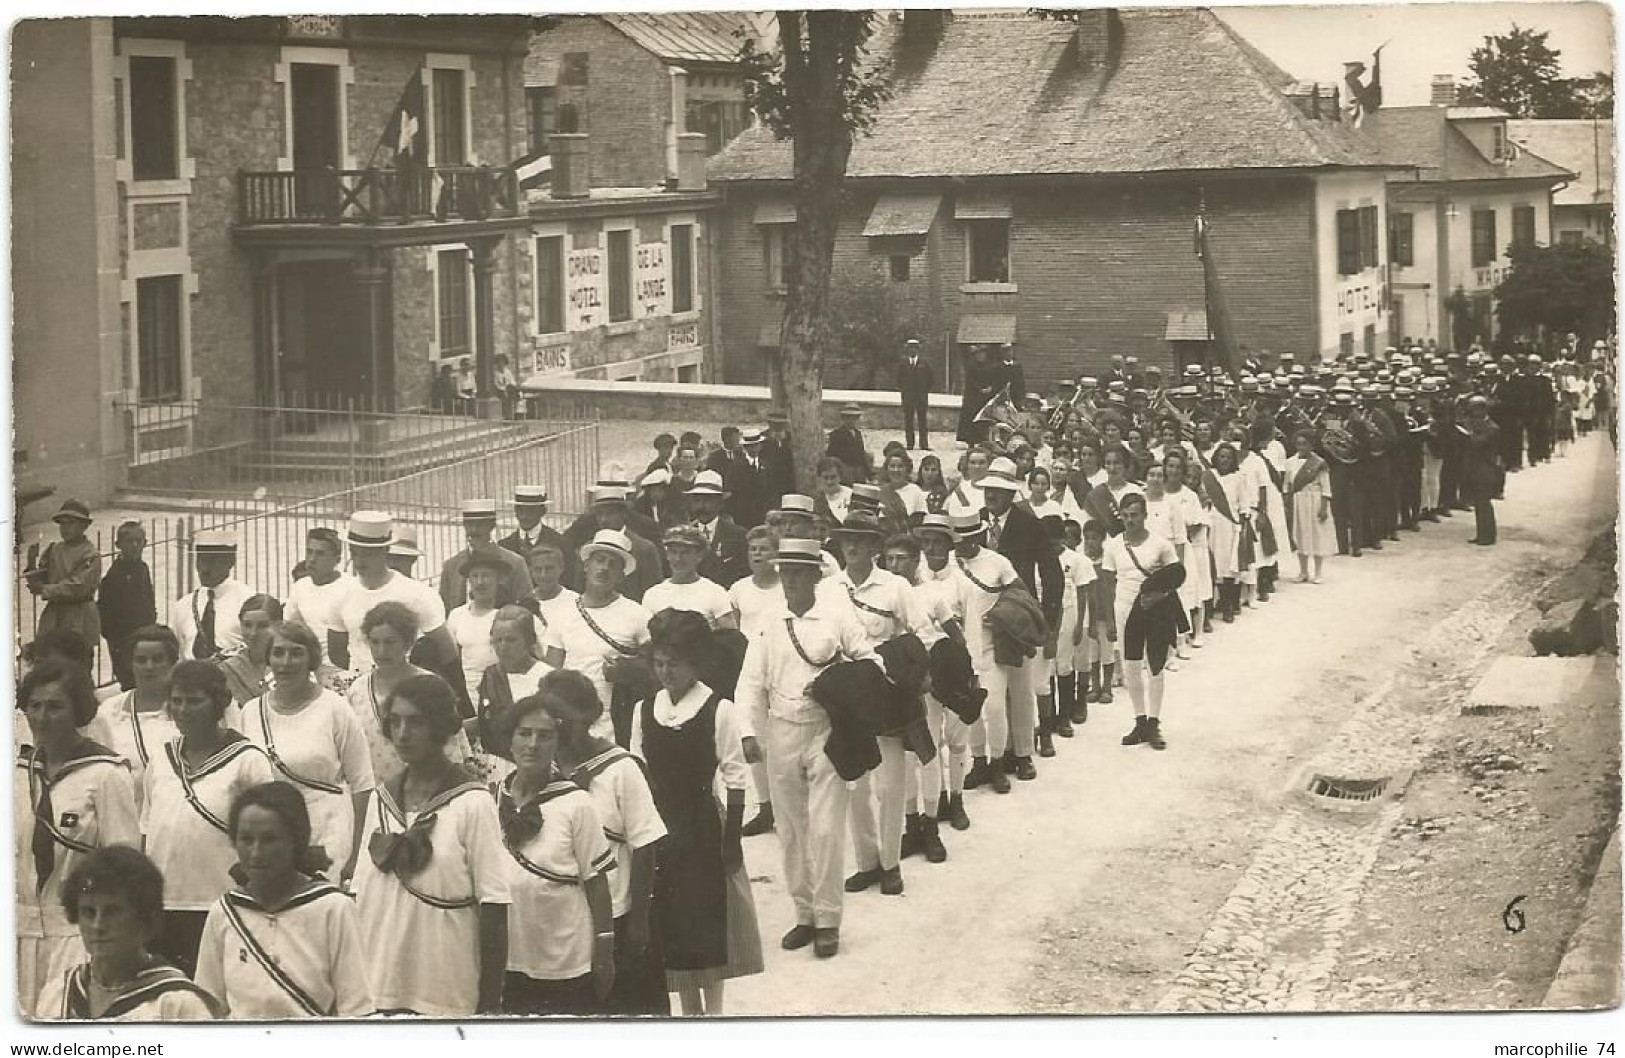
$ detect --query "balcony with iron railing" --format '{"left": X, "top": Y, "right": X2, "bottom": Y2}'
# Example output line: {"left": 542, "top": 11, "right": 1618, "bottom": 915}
{"left": 236, "top": 165, "right": 522, "bottom": 228}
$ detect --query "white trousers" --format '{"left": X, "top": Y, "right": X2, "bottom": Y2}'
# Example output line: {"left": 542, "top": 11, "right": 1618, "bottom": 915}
{"left": 1422, "top": 454, "right": 1443, "bottom": 511}
{"left": 849, "top": 734, "right": 907, "bottom": 871}
{"left": 913, "top": 691, "right": 968, "bottom": 812}
{"left": 765, "top": 713, "right": 850, "bottom": 928}
{"left": 969, "top": 658, "right": 1037, "bottom": 758}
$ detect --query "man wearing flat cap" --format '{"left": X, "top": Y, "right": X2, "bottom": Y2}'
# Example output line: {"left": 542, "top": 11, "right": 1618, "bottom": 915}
{"left": 28, "top": 499, "right": 103, "bottom": 644}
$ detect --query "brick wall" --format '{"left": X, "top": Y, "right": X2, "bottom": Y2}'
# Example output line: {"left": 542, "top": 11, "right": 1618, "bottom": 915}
{"left": 714, "top": 176, "right": 1319, "bottom": 391}
{"left": 528, "top": 19, "right": 670, "bottom": 188}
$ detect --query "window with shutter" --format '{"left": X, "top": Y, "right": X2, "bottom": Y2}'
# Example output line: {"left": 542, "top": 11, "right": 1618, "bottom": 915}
{"left": 1471, "top": 210, "right": 1497, "bottom": 267}
{"left": 1512, "top": 205, "right": 1537, "bottom": 249}
{"left": 1336, "top": 209, "right": 1361, "bottom": 275}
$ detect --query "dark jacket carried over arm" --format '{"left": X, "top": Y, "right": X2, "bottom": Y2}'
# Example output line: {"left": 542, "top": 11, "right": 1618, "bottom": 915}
{"left": 996, "top": 504, "right": 1064, "bottom": 631}
{"left": 928, "top": 637, "right": 985, "bottom": 725}
{"left": 987, "top": 585, "right": 1048, "bottom": 668}
{"left": 810, "top": 635, "right": 933, "bottom": 781}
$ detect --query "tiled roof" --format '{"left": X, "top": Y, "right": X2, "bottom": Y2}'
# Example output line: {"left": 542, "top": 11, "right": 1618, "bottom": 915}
{"left": 1507, "top": 119, "right": 1614, "bottom": 206}
{"left": 709, "top": 7, "right": 1392, "bottom": 182}
{"left": 600, "top": 12, "right": 752, "bottom": 65}
{"left": 1362, "top": 106, "right": 1573, "bottom": 185}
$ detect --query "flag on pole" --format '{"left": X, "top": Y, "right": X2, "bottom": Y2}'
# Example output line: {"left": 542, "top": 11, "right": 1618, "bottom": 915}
{"left": 1195, "top": 201, "right": 1241, "bottom": 378}
{"left": 379, "top": 72, "right": 426, "bottom": 167}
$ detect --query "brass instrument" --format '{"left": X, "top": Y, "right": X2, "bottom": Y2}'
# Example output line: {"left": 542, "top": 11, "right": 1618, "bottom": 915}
{"left": 973, "top": 383, "right": 1019, "bottom": 455}
{"left": 1316, "top": 411, "right": 1361, "bottom": 464}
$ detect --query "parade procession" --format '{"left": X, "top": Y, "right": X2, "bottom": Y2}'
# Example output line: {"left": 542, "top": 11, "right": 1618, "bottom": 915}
{"left": 9, "top": 4, "right": 1620, "bottom": 1030}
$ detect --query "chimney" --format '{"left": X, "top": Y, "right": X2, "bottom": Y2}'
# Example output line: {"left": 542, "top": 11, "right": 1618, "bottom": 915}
{"left": 1432, "top": 75, "right": 1457, "bottom": 107}
{"left": 1072, "top": 8, "right": 1123, "bottom": 72}
{"left": 675, "top": 133, "right": 707, "bottom": 192}
{"left": 549, "top": 133, "right": 589, "bottom": 199}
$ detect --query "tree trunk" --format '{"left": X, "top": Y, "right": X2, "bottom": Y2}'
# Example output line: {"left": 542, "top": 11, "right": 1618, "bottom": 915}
{"left": 777, "top": 11, "right": 861, "bottom": 493}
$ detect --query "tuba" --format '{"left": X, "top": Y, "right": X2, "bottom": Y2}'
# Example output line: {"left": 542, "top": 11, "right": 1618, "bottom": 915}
{"left": 974, "top": 384, "right": 1019, "bottom": 455}
{"left": 1317, "top": 413, "right": 1360, "bottom": 464}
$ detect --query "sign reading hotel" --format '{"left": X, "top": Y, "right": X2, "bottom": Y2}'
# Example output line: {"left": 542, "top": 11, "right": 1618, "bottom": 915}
{"left": 1336, "top": 277, "right": 1387, "bottom": 320}
{"left": 567, "top": 247, "right": 605, "bottom": 329}
{"left": 635, "top": 241, "right": 670, "bottom": 318}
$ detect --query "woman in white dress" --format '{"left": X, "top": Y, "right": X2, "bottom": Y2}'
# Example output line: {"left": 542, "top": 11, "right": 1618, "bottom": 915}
{"left": 881, "top": 450, "right": 927, "bottom": 525}
{"left": 242, "top": 621, "right": 375, "bottom": 884}
{"left": 1026, "top": 467, "right": 1064, "bottom": 521}
{"left": 1236, "top": 423, "right": 1288, "bottom": 606}
{"left": 1204, "top": 443, "right": 1257, "bottom": 624}
{"left": 16, "top": 661, "right": 139, "bottom": 1018}
{"left": 1098, "top": 494, "right": 1183, "bottom": 752}
{"left": 1282, "top": 428, "right": 1335, "bottom": 583}
{"left": 100, "top": 624, "right": 181, "bottom": 811}
{"left": 353, "top": 674, "right": 508, "bottom": 1016}
{"left": 195, "top": 781, "right": 373, "bottom": 1018}
{"left": 34, "top": 846, "right": 217, "bottom": 1021}
{"left": 1164, "top": 452, "right": 1213, "bottom": 646}
{"left": 470, "top": 605, "right": 554, "bottom": 786}
{"left": 144, "top": 661, "right": 274, "bottom": 976}
{"left": 218, "top": 595, "right": 279, "bottom": 710}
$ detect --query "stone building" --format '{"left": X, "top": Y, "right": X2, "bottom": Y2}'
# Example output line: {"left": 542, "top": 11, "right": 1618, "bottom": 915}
{"left": 1365, "top": 76, "right": 1574, "bottom": 349}
{"left": 14, "top": 15, "right": 536, "bottom": 506}
{"left": 705, "top": 8, "right": 1401, "bottom": 392}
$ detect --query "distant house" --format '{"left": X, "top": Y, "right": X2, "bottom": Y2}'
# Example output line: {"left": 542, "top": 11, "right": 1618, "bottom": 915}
{"left": 1364, "top": 76, "right": 1575, "bottom": 349}
{"left": 706, "top": 7, "right": 1403, "bottom": 391}
{"left": 1507, "top": 118, "right": 1614, "bottom": 248}
{"left": 515, "top": 14, "right": 764, "bottom": 384}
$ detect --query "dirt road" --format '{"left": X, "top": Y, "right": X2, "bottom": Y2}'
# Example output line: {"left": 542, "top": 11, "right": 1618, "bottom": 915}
{"left": 728, "top": 434, "right": 1618, "bottom": 1016}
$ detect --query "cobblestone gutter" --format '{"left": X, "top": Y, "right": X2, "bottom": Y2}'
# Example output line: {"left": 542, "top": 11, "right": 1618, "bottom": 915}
{"left": 1155, "top": 566, "right": 1556, "bottom": 1014}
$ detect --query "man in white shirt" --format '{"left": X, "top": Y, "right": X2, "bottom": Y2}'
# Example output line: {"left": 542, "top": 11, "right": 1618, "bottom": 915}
{"left": 169, "top": 531, "right": 257, "bottom": 660}
{"left": 285, "top": 527, "right": 353, "bottom": 655}
{"left": 329, "top": 512, "right": 455, "bottom": 675}
{"left": 944, "top": 507, "right": 1023, "bottom": 795}
{"left": 524, "top": 540, "right": 579, "bottom": 634}
{"left": 734, "top": 535, "right": 879, "bottom": 960}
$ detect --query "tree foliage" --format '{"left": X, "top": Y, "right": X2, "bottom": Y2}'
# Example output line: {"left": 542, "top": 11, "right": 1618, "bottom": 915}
{"left": 1460, "top": 25, "right": 1584, "bottom": 117}
{"left": 737, "top": 12, "right": 894, "bottom": 489}
{"left": 822, "top": 264, "right": 936, "bottom": 390}
{"left": 1494, "top": 240, "right": 1615, "bottom": 341}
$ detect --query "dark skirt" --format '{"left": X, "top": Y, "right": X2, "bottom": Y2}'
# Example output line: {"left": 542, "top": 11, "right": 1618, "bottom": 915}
{"left": 653, "top": 792, "right": 729, "bottom": 974}
{"left": 599, "top": 913, "right": 670, "bottom": 1015}
{"left": 502, "top": 971, "right": 596, "bottom": 1017}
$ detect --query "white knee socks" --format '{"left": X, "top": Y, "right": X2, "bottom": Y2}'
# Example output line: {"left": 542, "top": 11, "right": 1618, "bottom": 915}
{"left": 1147, "top": 671, "right": 1165, "bottom": 718}
{"left": 1122, "top": 658, "right": 1147, "bottom": 715}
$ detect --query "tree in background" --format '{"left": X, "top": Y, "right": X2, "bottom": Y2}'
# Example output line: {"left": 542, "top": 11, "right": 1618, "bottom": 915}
{"left": 1494, "top": 241, "right": 1615, "bottom": 346}
{"left": 740, "top": 12, "right": 892, "bottom": 490}
{"left": 1459, "top": 25, "right": 1584, "bottom": 118}
{"left": 822, "top": 264, "right": 936, "bottom": 391}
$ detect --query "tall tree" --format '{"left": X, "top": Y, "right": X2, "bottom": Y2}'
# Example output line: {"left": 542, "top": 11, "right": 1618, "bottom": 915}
{"left": 1460, "top": 25, "right": 1582, "bottom": 117}
{"left": 1494, "top": 240, "right": 1614, "bottom": 344}
{"left": 740, "top": 12, "right": 891, "bottom": 490}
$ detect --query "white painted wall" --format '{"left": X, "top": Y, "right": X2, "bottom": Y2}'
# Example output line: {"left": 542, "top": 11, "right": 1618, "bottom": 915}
{"left": 1313, "top": 170, "right": 1389, "bottom": 361}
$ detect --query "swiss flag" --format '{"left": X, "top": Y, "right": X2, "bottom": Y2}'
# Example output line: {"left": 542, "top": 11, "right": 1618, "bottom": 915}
{"left": 382, "top": 72, "right": 426, "bottom": 165}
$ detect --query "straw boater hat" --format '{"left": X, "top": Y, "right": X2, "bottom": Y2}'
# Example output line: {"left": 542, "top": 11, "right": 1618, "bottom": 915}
{"left": 916, "top": 513, "right": 955, "bottom": 540}
{"left": 579, "top": 528, "right": 638, "bottom": 576}
{"left": 347, "top": 511, "right": 393, "bottom": 549}
{"left": 639, "top": 467, "right": 673, "bottom": 488}
{"left": 389, "top": 533, "right": 422, "bottom": 559}
{"left": 774, "top": 537, "right": 826, "bottom": 570}
{"left": 948, "top": 508, "right": 987, "bottom": 541}
{"left": 831, "top": 512, "right": 884, "bottom": 539}
{"left": 849, "top": 483, "right": 883, "bottom": 511}
{"left": 772, "top": 493, "right": 817, "bottom": 520}
{"left": 514, "top": 485, "right": 549, "bottom": 508}
{"left": 662, "top": 524, "right": 707, "bottom": 550}
{"left": 52, "top": 500, "right": 92, "bottom": 524}
{"left": 192, "top": 529, "right": 238, "bottom": 555}
{"left": 588, "top": 482, "right": 630, "bottom": 507}
{"left": 741, "top": 428, "right": 766, "bottom": 446}
{"left": 840, "top": 402, "right": 863, "bottom": 418}
{"left": 686, "top": 470, "right": 727, "bottom": 497}
{"left": 461, "top": 499, "right": 498, "bottom": 523}
{"left": 980, "top": 457, "right": 1022, "bottom": 493}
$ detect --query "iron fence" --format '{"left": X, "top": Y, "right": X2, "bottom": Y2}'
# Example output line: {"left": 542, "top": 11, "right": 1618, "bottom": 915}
{"left": 19, "top": 400, "right": 600, "bottom": 687}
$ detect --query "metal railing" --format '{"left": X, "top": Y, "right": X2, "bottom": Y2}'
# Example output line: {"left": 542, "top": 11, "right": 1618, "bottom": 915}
{"left": 237, "top": 165, "right": 521, "bottom": 226}
{"left": 19, "top": 399, "right": 601, "bottom": 686}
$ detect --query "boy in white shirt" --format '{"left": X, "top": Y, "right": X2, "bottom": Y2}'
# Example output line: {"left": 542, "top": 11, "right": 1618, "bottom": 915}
{"left": 943, "top": 508, "right": 1022, "bottom": 795}
{"left": 643, "top": 525, "right": 736, "bottom": 630}
{"left": 729, "top": 525, "right": 783, "bottom": 837}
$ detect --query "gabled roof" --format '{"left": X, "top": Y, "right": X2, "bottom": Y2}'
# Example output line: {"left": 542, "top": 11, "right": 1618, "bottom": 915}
{"left": 709, "top": 7, "right": 1393, "bottom": 182}
{"left": 599, "top": 12, "right": 752, "bottom": 66}
{"left": 1507, "top": 118, "right": 1614, "bottom": 206}
{"left": 1362, "top": 106, "right": 1573, "bottom": 186}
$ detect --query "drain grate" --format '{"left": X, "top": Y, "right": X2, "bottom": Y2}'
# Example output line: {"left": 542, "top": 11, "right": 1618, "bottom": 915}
{"left": 1307, "top": 775, "right": 1391, "bottom": 802}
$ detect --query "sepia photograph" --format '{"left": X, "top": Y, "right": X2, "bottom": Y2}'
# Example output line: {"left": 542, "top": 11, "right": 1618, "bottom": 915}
{"left": 7, "top": 0, "right": 1621, "bottom": 1036}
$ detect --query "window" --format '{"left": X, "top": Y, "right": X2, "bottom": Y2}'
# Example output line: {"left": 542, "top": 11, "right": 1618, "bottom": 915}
{"left": 534, "top": 235, "right": 565, "bottom": 334}
{"left": 1363, "top": 323, "right": 1377, "bottom": 357}
{"left": 677, "top": 364, "right": 699, "bottom": 383}
{"left": 129, "top": 55, "right": 179, "bottom": 181}
{"left": 1336, "top": 208, "right": 1361, "bottom": 275}
{"left": 1389, "top": 212, "right": 1414, "bottom": 267}
{"left": 526, "top": 87, "right": 556, "bottom": 155}
{"left": 1359, "top": 206, "right": 1380, "bottom": 268}
{"left": 607, "top": 228, "right": 632, "bottom": 323}
{"left": 890, "top": 255, "right": 911, "bottom": 281}
{"left": 437, "top": 248, "right": 472, "bottom": 356}
{"left": 1492, "top": 122, "right": 1507, "bottom": 161}
{"left": 763, "top": 224, "right": 793, "bottom": 290}
{"left": 1471, "top": 209, "right": 1498, "bottom": 267}
{"left": 1512, "top": 205, "right": 1537, "bottom": 249}
{"left": 1339, "top": 331, "right": 1355, "bottom": 358}
{"left": 432, "top": 67, "right": 467, "bottom": 165}
{"left": 670, "top": 224, "right": 695, "bottom": 314}
{"left": 966, "top": 219, "right": 1010, "bottom": 283}
{"left": 137, "top": 275, "right": 184, "bottom": 402}
{"left": 685, "top": 99, "right": 750, "bottom": 155}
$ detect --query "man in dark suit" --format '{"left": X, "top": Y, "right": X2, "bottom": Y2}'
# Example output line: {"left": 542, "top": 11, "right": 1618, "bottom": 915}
{"left": 500, "top": 484, "right": 577, "bottom": 590}
{"left": 683, "top": 469, "right": 749, "bottom": 586}
{"left": 958, "top": 345, "right": 999, "bottom": 443}
{"left": 719, "top": 429, "right": 771, "bottom": 530}
{"left": 562, "top": 484, "right": 664, "bottom": 601}
{"left": 991, "top": 345, "right": 1026, "bottom": 409}
{"left": 896, "top": 337, "right": 934, "bottom": 451}
{"left": 979, "top": 457, "right": 1062, "bottom": 780}
{"left": 440, "top": 498, "right": 537, "bottom": 613}
{"left": 760, "top": 410, "right": 796, "bottom": 498}
{"left": 632, "top": 467, "right": 687, "bottom": 529}
{"left": 826, "top": 403, "right": 872, "bottom": 485}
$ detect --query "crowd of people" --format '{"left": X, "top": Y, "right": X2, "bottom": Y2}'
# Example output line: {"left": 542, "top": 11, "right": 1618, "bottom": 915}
{"left": 15, "top": 334, "right": 1614, "bottom": 1022}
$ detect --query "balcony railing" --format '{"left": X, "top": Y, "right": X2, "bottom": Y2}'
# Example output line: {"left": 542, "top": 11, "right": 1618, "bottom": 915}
{"left": 237, "top": 165, "right": 521, "bottom": 226}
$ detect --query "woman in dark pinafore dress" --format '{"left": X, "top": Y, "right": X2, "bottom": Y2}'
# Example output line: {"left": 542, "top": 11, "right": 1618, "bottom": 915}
{"left": 630, "top": 611, "right": 761, "bottom": 1017}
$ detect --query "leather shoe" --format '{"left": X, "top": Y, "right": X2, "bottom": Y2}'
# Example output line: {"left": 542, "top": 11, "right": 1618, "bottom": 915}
{"left": 1037, "top": 732, "right": 1055, "bottom": 758}
{"left": 741, "top": 804, "right": 775, "bottom": 837}
{"left": 845, "top": 867, "right": 885, "bottom": 893}
{"left": 813, "top": 927, "right": 840, "bottom": 958}
{"left": 1015, "top": 756, "right": 1038, "bottom": 781}
{"left": 946, "top": 793, "right": 971, "bottom": 831}
{"left": 879, "top": 866, "right": 904, "bottom": 895}
{"left": 1054, "top": 717, "right": 1074, "bottom": 738}
{"left": 782, "top": 924, "right": 816, "bottom": 951}
{"left": 964, "top": 757, "right": 988, "bottom": 790}
{"left": 987, "top": 767, "right": 1011, "bottom": 794}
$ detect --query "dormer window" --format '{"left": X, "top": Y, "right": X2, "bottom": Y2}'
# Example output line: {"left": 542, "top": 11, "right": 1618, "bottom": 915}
{"left": 1492, "top": 122, "right": 1507, "bottom": 161}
